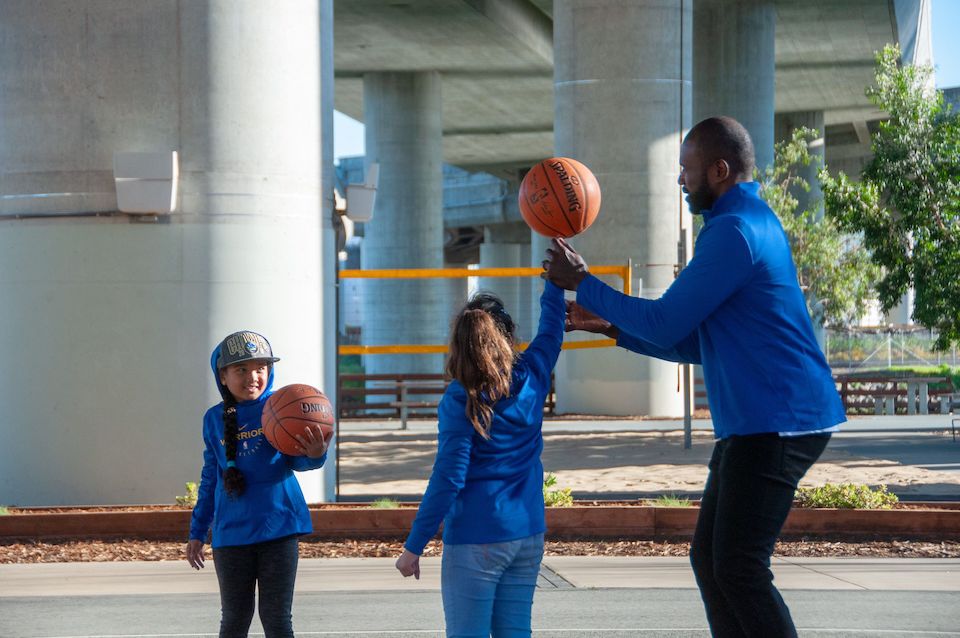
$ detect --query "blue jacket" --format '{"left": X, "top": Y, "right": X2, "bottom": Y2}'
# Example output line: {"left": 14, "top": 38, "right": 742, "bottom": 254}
{"left": 404, "top": 281, "right": 565, "bottom": 555}
{"left": 577, "top": 182, "right": 845, "bottom": 439}
{"left": 189, "top": 348, "right": 327, "bottom": 547}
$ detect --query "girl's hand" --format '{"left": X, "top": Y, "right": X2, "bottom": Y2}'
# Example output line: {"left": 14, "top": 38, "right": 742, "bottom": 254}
{"left": 395, "top": 549, "right": 421, "bottom": 579}
{"left": 186, "top": 539, "right": 205, "bottom": 570}
{"left": 295, "top": 423, "right": 334, "bottom": 458}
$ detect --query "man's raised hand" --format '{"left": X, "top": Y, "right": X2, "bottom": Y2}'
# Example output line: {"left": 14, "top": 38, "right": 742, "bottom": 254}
{"left": 542, "top": 237, "right": 589, "bottom": 291}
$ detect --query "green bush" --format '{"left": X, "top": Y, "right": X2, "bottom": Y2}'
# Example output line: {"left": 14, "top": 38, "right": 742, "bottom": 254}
{"left": 0, "top": 506, "right": 8, "bottom": 516}
{"left": 370, "top": 497, "right": 400, "bottom": 508}
{"left": 175, "top": 482, "right": 198, "bottom": 507}
{"left": 543, "top": 472, "right": 573, "bottom": 507}
{"left": 795, "top": 483, "right": 899, "bottom": 509}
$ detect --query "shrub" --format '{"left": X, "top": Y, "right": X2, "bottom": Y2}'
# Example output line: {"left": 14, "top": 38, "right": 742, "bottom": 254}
{"left": 649, "top": 494, "right": 693, "bottom": 507}
{"left": 175, "top": 482, "right": 198, "bottom": 507}
{"left": 0, "top": 506, "right": 8, "bottom": 516}
{"left": 370, "top": 497, "right": 400, "bottom": 508}
{"left": 543, "top": 472, "right": 573, "bottom": 507}
{"left": 795, "top": 483, "right": 899, "bottom": 509}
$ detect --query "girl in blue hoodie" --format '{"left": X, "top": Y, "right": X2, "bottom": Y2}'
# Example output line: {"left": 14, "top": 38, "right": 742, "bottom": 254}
{"left": 395, "top": 281, "right": 565, "bottom": 637}
{"left": 186, "top": 330, "right": 331, "bottom": 638}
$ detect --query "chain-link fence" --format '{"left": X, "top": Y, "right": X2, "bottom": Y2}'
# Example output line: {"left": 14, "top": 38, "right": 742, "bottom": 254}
{"left": 826, "top": 327, "right": 959, "bottom": 371}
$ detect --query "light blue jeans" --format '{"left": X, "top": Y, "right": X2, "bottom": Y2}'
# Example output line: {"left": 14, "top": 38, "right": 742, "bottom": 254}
{"left": 441, "top": 533, "right": 545, "bottom": 638}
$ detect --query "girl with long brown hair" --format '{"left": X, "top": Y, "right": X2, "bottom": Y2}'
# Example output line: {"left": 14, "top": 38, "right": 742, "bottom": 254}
{"left": 396, "top": 281, "right": 565, "bottom": 636}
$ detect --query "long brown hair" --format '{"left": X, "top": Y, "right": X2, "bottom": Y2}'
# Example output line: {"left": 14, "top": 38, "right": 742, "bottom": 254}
{"left": 446, "top": 293, "right": 517, "bottom": 438}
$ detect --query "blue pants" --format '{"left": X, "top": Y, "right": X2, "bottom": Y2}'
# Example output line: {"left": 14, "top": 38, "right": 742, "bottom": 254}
{"left": 690, "top": 433, "right": 831, "bottom": 638}
{"left": 212, "top": 534, "right": 299, "bottom": 638}
{"left": 441, "top": 533, "right": 545, "bottom": 637}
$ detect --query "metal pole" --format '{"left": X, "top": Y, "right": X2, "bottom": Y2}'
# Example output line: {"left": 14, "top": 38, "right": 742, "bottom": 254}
{"left": 678, "top": 236, "right": 692, "bottom": 449}
{"left": 683, "top": 364, "right": 693, "bottom": 450}
{"left": 333, "top": 207, "right": 342, "bottom": 502}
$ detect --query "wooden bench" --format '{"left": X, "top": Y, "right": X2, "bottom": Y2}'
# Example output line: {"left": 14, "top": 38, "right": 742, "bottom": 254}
{"left": 339, "top": 373, "right": 447, "bottom": 422}
{"left": 338, "top": 371, "right": 557, "bottom": 427}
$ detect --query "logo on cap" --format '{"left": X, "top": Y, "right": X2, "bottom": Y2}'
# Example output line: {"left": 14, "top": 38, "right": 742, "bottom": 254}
{"left": 217, "top": 330, "right": 278, "bottom": 369}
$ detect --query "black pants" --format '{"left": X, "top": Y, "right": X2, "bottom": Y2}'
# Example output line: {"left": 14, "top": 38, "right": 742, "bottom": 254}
{"left": 690, "top": 433, "right": 831, "bottom": 638}
{"left": 213, "top": 535, "right": 299, "bottom": 638}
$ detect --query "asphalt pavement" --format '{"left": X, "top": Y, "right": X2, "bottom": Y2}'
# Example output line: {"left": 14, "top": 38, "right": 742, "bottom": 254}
{"left": 1, "top": 556, "right": 958, "bottom": 637}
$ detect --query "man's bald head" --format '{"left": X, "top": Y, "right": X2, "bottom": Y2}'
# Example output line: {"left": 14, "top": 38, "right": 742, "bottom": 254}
{"left": 684, "top": 116, "right": 756, "bottom": 181}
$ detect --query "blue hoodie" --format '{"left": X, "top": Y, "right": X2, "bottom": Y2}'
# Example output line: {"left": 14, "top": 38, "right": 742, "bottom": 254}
{"left": 576, "top": 182, "right": 846, "bottom": 439}
{"left": 188, "top": 348, "right": 327, "bottom": 547}
{"left": 404, "top": 281, "right": 565, "bottom": 555}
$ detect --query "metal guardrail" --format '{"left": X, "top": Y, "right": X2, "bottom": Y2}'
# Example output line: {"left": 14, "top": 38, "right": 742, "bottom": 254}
{"left": 337, "top": 264, "right": 631, "bottom": 356}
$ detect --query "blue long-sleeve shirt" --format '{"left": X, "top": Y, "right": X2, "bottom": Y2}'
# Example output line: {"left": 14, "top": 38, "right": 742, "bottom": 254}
{"left": 577, "top": 182, "right": 845, "bottom": 439}
{"left": 189, "top": 349, "right": 327, "bottom": 547}
{"left": 404, "top": 281, "right": 565, "bottom": 555}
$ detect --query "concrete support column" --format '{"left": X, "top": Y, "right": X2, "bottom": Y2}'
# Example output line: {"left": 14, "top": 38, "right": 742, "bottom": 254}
{"left": 548, "top": 0, "right": 691, "bottom": 416}
{"left": 694, "top": 0, "right": 776, "bottom": 172}
{"left": 0, "top": 0, "right": 332, "bottom": 504}
{"left": 361, "top": 72, "right": 445, "bottom": 375}
{"left": 479, "top": 224, "right": 529, "bottom": 336}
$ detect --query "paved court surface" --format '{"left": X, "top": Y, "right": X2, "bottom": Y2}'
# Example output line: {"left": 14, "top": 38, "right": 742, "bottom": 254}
{"left": 1, "top": 557, "right": 958, "bottom": 637}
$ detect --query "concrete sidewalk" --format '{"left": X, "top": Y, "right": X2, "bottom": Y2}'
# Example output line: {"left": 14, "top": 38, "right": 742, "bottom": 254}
{"left": 2, "top": 556, "right": 958, "bottom": 597}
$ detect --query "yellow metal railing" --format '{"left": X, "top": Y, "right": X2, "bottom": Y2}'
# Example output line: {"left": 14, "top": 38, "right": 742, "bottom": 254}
{"left": 338, "top": 264, "right": 631, "bottom": 355}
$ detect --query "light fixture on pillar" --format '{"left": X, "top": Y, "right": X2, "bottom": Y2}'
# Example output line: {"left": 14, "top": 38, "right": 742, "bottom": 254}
{"left": 344, "top": 162, "right": 379, "bottom": 223}
{"left": 333, "top": 188, "right": 355, "bottom": 258}
{"left": 113, "top": 151, "right": 179, "bottom": 214}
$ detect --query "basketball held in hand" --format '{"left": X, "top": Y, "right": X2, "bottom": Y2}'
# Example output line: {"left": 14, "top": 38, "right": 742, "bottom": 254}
{"left": 262, "top": 384, "right": 334, "bottom": 456}
{"left": 518, "top": 157, "right": 601, "bottom": 238}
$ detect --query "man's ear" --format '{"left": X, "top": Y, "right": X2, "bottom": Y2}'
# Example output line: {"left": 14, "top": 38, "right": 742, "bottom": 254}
{"left": 710, "top": 159, "right": 731, "bottom": 184}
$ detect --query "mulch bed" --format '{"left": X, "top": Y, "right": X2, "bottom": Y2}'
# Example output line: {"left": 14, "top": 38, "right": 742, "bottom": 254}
{"left": 4, "top": 502, "right": 958, "bottom": 563}
{"left": 2, "top": 538, "right": 959, "bottom": 564}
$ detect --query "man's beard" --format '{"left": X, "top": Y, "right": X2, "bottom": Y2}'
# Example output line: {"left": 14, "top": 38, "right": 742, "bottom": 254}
{"left": 685, "top": 178, "right": 715, "bottom": 215}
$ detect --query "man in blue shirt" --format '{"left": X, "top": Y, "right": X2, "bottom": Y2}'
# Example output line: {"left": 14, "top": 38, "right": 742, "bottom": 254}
{"left": 544, "top": 116, "right": 845, "bottom": 638}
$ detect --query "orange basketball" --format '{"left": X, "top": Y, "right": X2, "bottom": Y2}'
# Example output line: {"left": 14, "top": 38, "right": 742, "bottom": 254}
{"left": 262, "top": 384, "right": 334, "bottom": 456}
{"left": 518, "top": 157, "right": 601, "bottom": 238}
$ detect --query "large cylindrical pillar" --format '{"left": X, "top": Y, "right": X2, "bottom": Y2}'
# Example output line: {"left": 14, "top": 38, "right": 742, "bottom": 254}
{"left": 360, "top": 72, "right": 446, "bottom": 376}
{"left": 548, "top": 0, "right": 692, "bottom": 416}
{"left": 0, "top": 0, "right": 334, "bottom": 505}
{"left": 479, "top": 236, "right": 523, "bottom": 332}
{"left": 694, "top": 0, "right": 776, "bottom": 171}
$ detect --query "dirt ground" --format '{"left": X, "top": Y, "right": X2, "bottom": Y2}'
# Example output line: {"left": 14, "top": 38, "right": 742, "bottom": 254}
{"left": 3, "top": 538, "right": 959, "bottom": 564}
{"left": 337, "top": 428, "right": 960, "bottom": 499}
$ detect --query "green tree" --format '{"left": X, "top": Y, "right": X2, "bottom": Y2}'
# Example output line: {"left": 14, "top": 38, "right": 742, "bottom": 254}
{"left": 759, "top": 128, "right": 880, "bottom": 328}
{"left": 821, "top": 45, "right": 960, "bottom": 349}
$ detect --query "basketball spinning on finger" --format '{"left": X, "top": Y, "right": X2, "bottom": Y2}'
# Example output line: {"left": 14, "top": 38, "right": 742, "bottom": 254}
{"left": 262, "top": 384, "right": 334, "bottom": 456}
{"left": 519, "top": 157, "right": 601, "bottom": 238}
